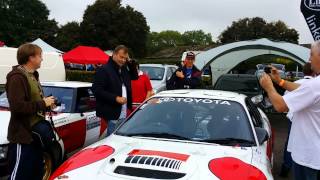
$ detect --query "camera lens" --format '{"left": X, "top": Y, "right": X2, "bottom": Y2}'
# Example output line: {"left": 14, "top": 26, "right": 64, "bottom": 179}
{"left": 264, "top": 67, "right": 272, "bottom": 74}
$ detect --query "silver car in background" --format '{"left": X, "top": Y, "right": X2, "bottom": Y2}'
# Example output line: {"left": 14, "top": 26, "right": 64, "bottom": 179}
{"left": 140, "top": 64, "right": 178, "bottom": 93}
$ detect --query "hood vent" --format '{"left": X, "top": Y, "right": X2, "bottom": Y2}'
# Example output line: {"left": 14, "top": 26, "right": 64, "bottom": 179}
{"left": 125, "top": 155, "right": 183, "bottom": 170}
{"left": 114, "top": 166, "right": 186, "bottom": 179}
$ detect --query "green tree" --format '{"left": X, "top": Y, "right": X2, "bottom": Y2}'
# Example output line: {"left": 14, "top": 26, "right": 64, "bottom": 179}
{"left": 80, "top": 0, "right": 149, "bottom": 57}
{"left": 219, "top": 17, "right": 299, "bottom": 44}
{"left": 157, "top": 30, "right": 183, "bottom": 47}
{"left": 182, "top": 30, "right": 213, "bottom": 46}
{"left": 146, "top": 31, "right": 183, "bottom": 55}
{"left": 54, "top": 22, "right": 81, "bottom": 51}
{"left": 146, "top": 32, "right": 160, "bottom": 55}
{"left": 0, "top": 0, "right": 58, "bottom": 47}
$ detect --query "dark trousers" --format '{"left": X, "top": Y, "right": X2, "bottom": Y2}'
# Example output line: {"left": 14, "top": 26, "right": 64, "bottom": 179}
{"left": 293, "top": 161, "right": 320, "bottom": 180}
{"left": 8, "top": 143, "right": 43, "bottom": 180}
{"left": 282, "top": 120, "right": 293, "bottom": 169}
{"left": 106, "top": 118, "right": 126, "bottom": 137}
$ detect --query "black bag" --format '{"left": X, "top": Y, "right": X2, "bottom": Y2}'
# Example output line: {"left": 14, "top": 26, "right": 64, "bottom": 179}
{"left": 31, "top": 120, "right": 63, "bottom": 169}
{"left": 31, "top": 120, "right": 56, "bottom": 149}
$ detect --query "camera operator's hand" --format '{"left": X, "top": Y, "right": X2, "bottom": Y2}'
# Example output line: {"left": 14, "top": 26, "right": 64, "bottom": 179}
{"left": 43, "top": 96, "right": 55, "bottom": 107}
{"left": 269, "top": 66, "right": 281, "bottom": 83}
{"left": 259, "top": 73, "right": 275, "bottom": 93}
{"left": 116, "top": 96, "right": 127, "bottom": 105}
{"left": 176, "top": 71, "right": 184, "bottom": 78}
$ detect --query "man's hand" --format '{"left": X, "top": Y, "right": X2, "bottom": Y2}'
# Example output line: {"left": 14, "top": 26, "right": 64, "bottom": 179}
{"left": 259, "top": 73, "right": 275, "bottom": 93}
{"left": 43, "top": 96, "right": 55, "bottom": 107}
{"left": 116, "top": 96, "right": 127, "bottom": 105}
{"left": 176, "top": 71, "right": 184, "bottom": 78}
{"left": 269, "top": 66, "right": 281, "bottom": 83}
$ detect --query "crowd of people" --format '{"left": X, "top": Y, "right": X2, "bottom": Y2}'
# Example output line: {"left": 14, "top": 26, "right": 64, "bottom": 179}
{"left": 92, "top": 46, "right": 202, "bottom": 136}
{"left": 5, "top": 41, "right": 320, "bottom": 180}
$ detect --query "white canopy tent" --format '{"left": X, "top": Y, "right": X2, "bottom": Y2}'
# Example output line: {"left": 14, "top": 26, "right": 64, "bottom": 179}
{"left": 195, "top": 38, "right": 310, "bottom": 84}
{"left": 31, "top": 38, "right": 63, "bottom": 53}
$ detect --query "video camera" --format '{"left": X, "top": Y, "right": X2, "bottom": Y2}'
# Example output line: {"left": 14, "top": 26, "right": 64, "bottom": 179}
{"left": 47, "top": 94, "right": 61, "bottom": 107}
{"left": 264, "top": 66, "right": 272, "bottom": 74}
{"left": 54, "top": 98, "right": 61, "bottom": 106}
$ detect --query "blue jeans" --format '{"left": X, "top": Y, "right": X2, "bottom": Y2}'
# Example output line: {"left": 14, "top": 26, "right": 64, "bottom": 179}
{"left": 106, "top": 118, "right": 125, "bottom": 137}
{"left": 293, "top": 161, "right": 319, "bottom": 180}
{"left": 282, "top": 120, "right": 293, "bottom": 169}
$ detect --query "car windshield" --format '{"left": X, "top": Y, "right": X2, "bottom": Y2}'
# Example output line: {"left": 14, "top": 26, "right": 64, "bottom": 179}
{"left": 42, "top": 86, "right": 74, "bottom": 113}
{"left": 140, "top": 66, "right": 165, "bottom": 80}
{"left": 116, "top": 97, "right": 254, "bottom": 146}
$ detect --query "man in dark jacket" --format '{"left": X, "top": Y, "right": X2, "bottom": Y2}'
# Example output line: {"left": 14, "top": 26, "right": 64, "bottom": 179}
{"left": 92, "top": 45, "right": 138, "bottom": 136}
{"left": 167, "top": 52, "right": 201, "bottom": 90}
{"left": 6, "top": 44, "right": 55, "bottom": 180}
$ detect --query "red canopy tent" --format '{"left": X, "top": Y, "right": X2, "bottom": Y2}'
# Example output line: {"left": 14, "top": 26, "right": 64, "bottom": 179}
{"left": 62, "top": 46, "right": 109, "bottom": 64}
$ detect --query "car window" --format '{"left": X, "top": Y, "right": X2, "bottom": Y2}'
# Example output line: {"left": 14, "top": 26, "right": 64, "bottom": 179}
{"left": 117, "top": 97, "right": 254, "bottom": 145}
{"left": 0, "top": 92, "right": 9, "bottom": 108}
{"left": 170, "top": 67, "right": 177, "bottom": 73}
{"left": 140, "top": 66, "right": 165, "bottom": 80}
{"left": 75, "top": 87, "right": 96, "bottom": 112}
{"left": 214, "top": 76, "right": 261, "bottom": 96}
{"left": 166, "top": 67, "right": 173, "bottom": 80}
{"left": 42, "top": 86, "right": 74, "bottom": 113}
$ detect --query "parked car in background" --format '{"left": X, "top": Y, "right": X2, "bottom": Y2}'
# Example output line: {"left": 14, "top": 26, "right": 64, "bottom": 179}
{"left": 213, "top": 74, "right": 263, "bottom": 97}
{"left": 64, "top": 63, "right": 86, "bottom": 70}
{"left": 286, "top": 71, "right": 304, "bottom": 79}
{"left": 140, "top": 64, "right": 178, "bottom": 93}
{"left": 51, "top": 90, "right": 273, "bottom": 180}
{"left": 0, "top": 81, "right": 106, "bottom": 179}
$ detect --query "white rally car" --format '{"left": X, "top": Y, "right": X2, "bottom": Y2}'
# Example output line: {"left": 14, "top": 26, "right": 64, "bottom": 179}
{"left": 0, "top": 81, "right": 107, "bottom": 179}
{"left": 51, "top": 90, "right": 274, "bottom": 180}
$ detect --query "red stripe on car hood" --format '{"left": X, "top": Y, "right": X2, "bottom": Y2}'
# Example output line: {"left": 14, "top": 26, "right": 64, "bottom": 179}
{"left": 128, "top": 149, "right": 189, "bottom": 162}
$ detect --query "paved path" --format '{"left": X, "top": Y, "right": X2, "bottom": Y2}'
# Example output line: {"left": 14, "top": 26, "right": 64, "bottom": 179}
{"left": 267, "top": 113, "right": 293, "bottom": 180}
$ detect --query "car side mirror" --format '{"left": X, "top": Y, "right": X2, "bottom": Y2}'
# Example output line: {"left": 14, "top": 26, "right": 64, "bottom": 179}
{"left": 251, "top": 94, "right": 263, "bottom": 104}
{"left": 255, "top": 127, "right": 269, "bottom": 145}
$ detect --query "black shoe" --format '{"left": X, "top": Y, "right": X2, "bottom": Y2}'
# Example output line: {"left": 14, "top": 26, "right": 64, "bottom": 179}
{"left": 279, "top": 165, "right": 290, "bottom": 178}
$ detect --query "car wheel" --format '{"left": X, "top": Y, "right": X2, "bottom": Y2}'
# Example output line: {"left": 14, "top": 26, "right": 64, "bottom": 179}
{"left": 43, "top": 152, "right": 53, "bottom": 180}
{"left": 42, "top": 142, "right": 64, "bottom": 180}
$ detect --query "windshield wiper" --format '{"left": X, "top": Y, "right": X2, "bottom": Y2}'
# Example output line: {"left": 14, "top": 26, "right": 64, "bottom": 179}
{"left": 199, "top": 138, "right": 254, "bottom": 146}
{"left": 121, "top": 132, "right": 191, "bottom": 141}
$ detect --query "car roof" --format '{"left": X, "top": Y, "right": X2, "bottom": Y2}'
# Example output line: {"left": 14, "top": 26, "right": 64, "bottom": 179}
{"left": 41, "top": 81, "right": 92, "bottom": 88}
{"left": 140, "top": 64, "right": 177, "bottom": 68}
{"left": 155, "top": 89, "right": 247, "bottom": 102}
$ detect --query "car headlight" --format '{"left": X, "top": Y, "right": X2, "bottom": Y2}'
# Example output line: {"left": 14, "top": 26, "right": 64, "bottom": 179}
{"left": 0, "top": 145, "right": 8, "bottom": 160}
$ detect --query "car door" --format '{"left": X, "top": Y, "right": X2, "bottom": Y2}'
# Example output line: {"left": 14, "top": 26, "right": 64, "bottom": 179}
{"left": 42, "top": 86, "right": 84, "bottom": 154}
{"left": 74, "top": 88, "right": 102, "bottom": 147}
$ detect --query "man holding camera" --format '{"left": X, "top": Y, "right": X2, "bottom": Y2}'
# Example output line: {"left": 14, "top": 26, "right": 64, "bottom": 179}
{"left": 92, "top": 45, "right": 138, "bottom": 137}
{"left": 260, "top": 41, "right": 320, "bottom": 180}
{"left": 6, "top": 44, "right": 56, "bottom": 180}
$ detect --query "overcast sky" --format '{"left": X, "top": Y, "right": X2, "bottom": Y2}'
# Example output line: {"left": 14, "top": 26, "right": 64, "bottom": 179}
{"left": 41, "top": 0, "right": 314, "bottom": 44}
